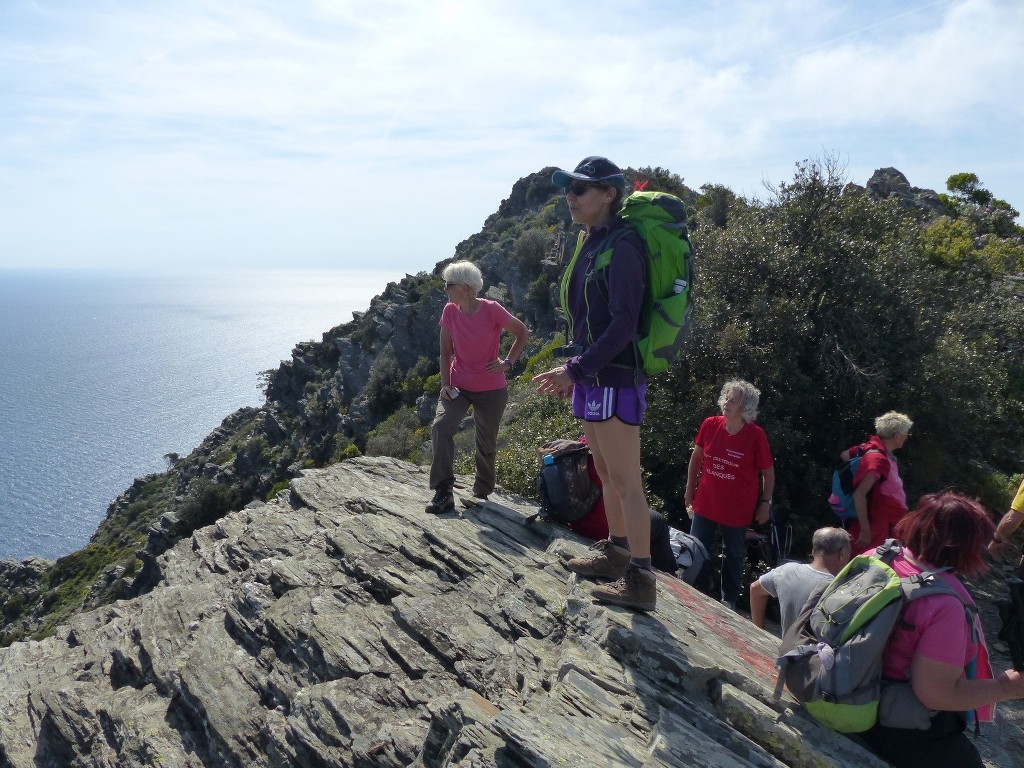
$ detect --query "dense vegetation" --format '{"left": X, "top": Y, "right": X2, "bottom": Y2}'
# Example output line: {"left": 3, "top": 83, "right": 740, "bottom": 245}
{"left": 479, "top": 160, "right": 1024, "bottom": 548}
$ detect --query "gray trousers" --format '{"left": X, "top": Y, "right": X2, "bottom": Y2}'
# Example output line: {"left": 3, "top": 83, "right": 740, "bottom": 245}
{"left": 429, "top": 387, "right": 508, "bottom": 497}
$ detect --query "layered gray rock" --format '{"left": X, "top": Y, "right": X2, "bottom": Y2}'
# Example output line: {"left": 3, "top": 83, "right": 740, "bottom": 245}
{"left": 0, "top": 457, "right": 1018, "bottom": 767}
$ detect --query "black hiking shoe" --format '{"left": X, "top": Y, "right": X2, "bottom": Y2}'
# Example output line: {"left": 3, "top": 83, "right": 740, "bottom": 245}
{"left": 425, "top": 486, "right": 455, "bottom": 515}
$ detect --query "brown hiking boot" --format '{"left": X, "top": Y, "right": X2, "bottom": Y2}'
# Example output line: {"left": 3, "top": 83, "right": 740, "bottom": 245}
{"left": 566, "top": 539, "right": 630, "bottom": 580}
{"left": 591, "top": 564, "right": 657, "bottom": 612}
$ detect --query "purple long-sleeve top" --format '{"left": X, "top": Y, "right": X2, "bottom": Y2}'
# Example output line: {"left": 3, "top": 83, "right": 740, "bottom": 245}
{"left": 563, "top": 218, "right": 647, "bottom": 387}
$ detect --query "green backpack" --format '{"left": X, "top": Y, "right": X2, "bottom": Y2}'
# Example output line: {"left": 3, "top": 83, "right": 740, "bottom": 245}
{"left": 774, "top": 539, "right": 978, "bottom": 734}
{"left": 560, "top": 190, "right": 696, "bottom": 376}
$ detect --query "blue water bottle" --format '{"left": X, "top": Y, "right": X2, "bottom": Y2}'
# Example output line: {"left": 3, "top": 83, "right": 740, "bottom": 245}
{"left": 541, "top": 454, "right": 565, "bottom": 508}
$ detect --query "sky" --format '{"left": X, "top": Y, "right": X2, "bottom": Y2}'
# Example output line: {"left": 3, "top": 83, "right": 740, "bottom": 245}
{"left": 1, "top": 0, "right": 1022, "bottom": 274}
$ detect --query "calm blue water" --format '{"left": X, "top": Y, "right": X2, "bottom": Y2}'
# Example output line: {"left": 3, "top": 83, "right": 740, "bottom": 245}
{"left": 0, "top": 269, "right": 402, "bottom": 562}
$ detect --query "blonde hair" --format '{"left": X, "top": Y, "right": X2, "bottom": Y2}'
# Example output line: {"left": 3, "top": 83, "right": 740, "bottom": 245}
{"left": 874, "top": 411, "right": 912, "bottom": 439}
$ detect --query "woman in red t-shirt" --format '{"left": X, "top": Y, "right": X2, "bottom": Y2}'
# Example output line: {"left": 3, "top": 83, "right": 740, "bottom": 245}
{"left": 684, "top": 380, "right": 774, "bottom": 608}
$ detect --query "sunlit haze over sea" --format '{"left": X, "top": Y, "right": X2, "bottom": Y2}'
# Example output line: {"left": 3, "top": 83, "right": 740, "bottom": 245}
{"left": 0, "top": 269, "right": 402, "bottom": 561}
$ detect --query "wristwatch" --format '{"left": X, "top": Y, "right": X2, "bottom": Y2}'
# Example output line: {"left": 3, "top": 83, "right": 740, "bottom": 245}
{"left": 502, "top": 358, "right": 512, "bottom": 368}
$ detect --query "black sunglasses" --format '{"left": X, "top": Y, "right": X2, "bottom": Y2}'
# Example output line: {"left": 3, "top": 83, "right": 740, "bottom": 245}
{"left": 566, "top": 180, "right": 605, "bottom": 196}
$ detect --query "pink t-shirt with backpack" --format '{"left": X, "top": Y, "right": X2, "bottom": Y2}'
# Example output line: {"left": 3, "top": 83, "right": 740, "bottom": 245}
{"left": 880, "top": 549, "right": 994, "bottom": 721}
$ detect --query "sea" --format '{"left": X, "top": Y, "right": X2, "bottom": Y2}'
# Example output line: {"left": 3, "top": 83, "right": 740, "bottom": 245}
{"left": 0, "top": 268, "right": 403, "bottom": 562}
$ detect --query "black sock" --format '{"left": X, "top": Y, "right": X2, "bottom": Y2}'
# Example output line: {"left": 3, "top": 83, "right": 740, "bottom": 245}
{"left": 630, "top": 557, "right": 652, "bottom": 571}
{"left": 610, "top": 534, "right": 630, "bottom": 550}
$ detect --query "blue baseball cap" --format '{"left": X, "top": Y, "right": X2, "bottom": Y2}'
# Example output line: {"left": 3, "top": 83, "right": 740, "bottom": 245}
{"left": 552, "top": 156, "right": 626, "bottom": 190}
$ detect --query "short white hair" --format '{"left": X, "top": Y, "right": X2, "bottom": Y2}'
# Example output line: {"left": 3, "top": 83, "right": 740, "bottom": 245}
{"left": 875, "top": 411, "right": 912, "bottom": 439}
{"left": 441, "top": 260, "right": 484, "bottom": 292}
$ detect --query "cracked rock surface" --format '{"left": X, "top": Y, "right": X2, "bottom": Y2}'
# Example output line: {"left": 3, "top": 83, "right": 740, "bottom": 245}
{"left": 0, "top": 456, "right": 1019, "bottom": 767}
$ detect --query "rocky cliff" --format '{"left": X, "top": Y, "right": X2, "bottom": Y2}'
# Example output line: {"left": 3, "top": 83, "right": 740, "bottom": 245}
{"left": 0, "top": 457, "right": 1020, "bottom": 767}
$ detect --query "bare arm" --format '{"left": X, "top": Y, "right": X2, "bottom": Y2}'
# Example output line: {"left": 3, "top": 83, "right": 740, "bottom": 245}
{"left": 439, "top": 327, "right": 456, "bottom": 399}
{"left": 684, "top": 445, "right": 704, "bottom": 517}
{"left": 749, "top": 578, "right": 771, "bottom": 630}
{"left": 912, "top": 655, "right": 1024, "bottom": 712}
{"left": 504, "top": 316, "right": 529, "bottom": 363}
{"left": 755, "top": 466, "right": 775, "bottom": 525}
{"left": 487, "top": 316, "right": 530, "bottom": 374}
{"left": 989, "top": 509, "right": 1024, "bottom": 556}
{"left": 851, "top": 472, "right": 879, "bottom": 549}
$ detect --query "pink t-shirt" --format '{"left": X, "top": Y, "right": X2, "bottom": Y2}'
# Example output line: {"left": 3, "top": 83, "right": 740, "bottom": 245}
{"left": 693, "top": 416, "right": 773, "bottom": 527}
{"left": 882, "top": 552, "right": 978, "bottom": 680}
{"left": 440, "top": 299, "right": 515, "bottom": 392}
{"left": 860, "top": 547, "right": 994, "bottom": 721}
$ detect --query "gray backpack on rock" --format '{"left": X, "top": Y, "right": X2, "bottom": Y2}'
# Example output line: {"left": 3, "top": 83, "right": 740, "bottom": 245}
{"left": 773, "top": 539, "right": 977, "bottom": 734}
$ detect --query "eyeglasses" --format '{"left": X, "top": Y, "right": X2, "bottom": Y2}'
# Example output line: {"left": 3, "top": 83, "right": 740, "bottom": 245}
{"left": 566, "top": 181, "right": 603, "bottom": 196}
{"left": 444, "top": 282, "right": 464, "bottom": 288}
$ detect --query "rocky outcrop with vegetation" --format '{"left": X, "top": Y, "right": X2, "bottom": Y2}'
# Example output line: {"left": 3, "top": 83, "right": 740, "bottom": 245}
{"left": 3, "top": 456, "right": 1021, "bottom": 767}
{"left": 0, "top": 160, "right": 1022, "bottom": 765}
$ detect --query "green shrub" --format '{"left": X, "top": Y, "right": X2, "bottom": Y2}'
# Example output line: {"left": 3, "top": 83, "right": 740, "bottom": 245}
{"left": 366, "top": 407, "right": 426, "bottom": 462}
{"left": 266, "top": 479, "right": 291, "bottom": 501}
{"left": 176, "top": 478, "right": 238, "bottom": 535}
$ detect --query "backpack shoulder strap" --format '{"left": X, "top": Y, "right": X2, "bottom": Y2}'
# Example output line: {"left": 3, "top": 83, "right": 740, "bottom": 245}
{"left": 592, "top": 225, "right": 638, "bottom": 282}
{"left": 559, "top": 231, "right": 588, "bottom": 343}
{"left": 874, "top": 538, "right": 904, "bottom": 563}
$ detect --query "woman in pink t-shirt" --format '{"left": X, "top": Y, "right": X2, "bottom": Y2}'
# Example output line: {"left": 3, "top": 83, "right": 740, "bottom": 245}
{"left": 841, "top": 411, "right": 912, "bottom": 550}
{"left": 860, "top": 491, "right": 1024, "bottom": 768}
{"left": 426, "top": 261, "right": 529, "bottom": 514}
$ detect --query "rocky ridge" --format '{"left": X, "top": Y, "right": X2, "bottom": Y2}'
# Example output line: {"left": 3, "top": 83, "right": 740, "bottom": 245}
{"left": 0, "top": 456, "right": 1020, "bottom": 767}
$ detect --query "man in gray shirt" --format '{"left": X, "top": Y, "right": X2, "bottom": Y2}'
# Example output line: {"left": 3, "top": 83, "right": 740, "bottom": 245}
{"left": 749, "top": 527, "right": 851, "bottom": 635}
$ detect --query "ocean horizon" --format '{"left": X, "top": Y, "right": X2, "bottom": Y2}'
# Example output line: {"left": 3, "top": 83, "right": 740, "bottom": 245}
{"left": 0, "top": 268, "right": 404, "bottom": 562}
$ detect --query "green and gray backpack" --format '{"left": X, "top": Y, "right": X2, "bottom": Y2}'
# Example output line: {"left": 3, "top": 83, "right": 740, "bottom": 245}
{"left": 774, "top": 539, "right": 978, "bottom": 734}
{"left": 559, "top": 190, "right": 696, "bottom": 376}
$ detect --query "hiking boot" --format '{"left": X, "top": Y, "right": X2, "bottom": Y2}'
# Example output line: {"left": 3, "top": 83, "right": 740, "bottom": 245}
{"left": 591, "top": 564, "right": 657, "bottom": 612}
{"left": 566, "top": 539, "right": 630, "bottom": 580}
{"left": 425, "top": 486, "right": 455, "bottom": 515}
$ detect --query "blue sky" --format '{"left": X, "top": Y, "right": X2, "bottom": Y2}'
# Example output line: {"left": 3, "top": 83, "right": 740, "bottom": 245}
{"left": 1, "top": 0, "right": 1021, "bottom": 273}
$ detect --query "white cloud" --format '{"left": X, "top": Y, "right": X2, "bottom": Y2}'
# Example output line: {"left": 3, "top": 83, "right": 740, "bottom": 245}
{"left": 0, "top": 0, "right": 1022, "bottom": 271}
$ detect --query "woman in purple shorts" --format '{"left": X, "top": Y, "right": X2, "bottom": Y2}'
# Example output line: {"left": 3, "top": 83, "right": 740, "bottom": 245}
{"left": 532, "top": 156, "right": 657, "bottom": 612}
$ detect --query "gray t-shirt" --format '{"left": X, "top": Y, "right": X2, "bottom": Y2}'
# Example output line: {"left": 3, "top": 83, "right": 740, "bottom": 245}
{"left": 758, "top": 562, "right": 833, "bottom": 635}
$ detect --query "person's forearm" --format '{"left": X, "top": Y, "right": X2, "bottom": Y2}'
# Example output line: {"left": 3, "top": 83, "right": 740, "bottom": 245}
{"left": 685, "top": 453, "right": 700, "bottom": 500}
{"left": 919, "top": 671, "right": 1024, "bottom": 713}
{"left": 760, "top": 468, "right": 775, "bottom": 501}
{"left": 853, "top": 493, "right": 870, "bottom": 538}
{"left": 994, "top": 510, "right": 1024, "bottom": 543}
{"left": 749, "top": 587, "right": 769, "bottom": 629}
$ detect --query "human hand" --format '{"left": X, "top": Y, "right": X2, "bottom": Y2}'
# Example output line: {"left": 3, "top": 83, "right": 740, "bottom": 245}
{"left": 531, "top": 367, "right": 573, "bottom": 398}
{"left": 440, "top": 385, "right": 458, "bottom": 401}
{"left": 997, "top": 669, "right": 1024, "bottom": 700}
{"left": 755, "top": 505, "right": 771, "bottom": 525}
{"left": 685, "top": 504, "right": 695, "bottom": 519}
{"left": 988, "top": 539, "right": 1008, "bottom": 558}
{"left": 855, "top": 532, "right": 871, "bottom": 550}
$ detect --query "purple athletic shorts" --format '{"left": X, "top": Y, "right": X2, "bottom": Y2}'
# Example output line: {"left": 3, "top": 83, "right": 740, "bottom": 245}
{"left": 572, "top": 381, "right": 647, "bottom": 426}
